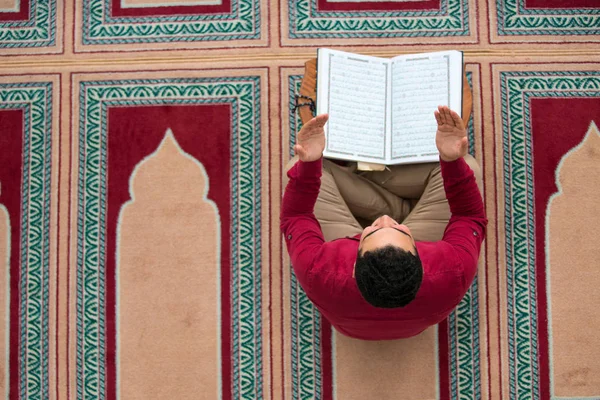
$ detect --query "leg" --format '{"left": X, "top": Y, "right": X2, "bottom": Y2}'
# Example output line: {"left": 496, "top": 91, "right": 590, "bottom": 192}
{"left": 402, "top": 155, "right": 483, "bottom": 242}
{"left": 359, "top": 162, "right": 440, "bottom": 200}
{"left": 327, "top": 162, "right": 412, "bottom": 224}
{"left": 284, "top": 156, "right": 363, "bottom": 241}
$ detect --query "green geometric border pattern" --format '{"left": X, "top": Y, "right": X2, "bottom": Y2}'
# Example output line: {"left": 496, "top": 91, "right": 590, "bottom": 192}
{"left": 499, "top": 70, "right": 600, "bottom": 400}
{"left": 290, "top": 267, "right": 323, "bottom": 400}
{"left": 82, "top": 0, "right": 261, "bottom": 45}
{"left": 288, "top": 74, "right": 481, "bottom": 399}
{"left": 76, "top": 77, "right": 262, "bottom": 399}
{"left": 288, "top": 76, "right": 323, "bottom": 400}
{"left": 0, "top": 0, "right": 57, "bottom": 48}
{"left": 0, "top": 82, "right": 53, "bottom": 400}
{"left": 496, "top": 0, "right": 600, "bottom": 35}
{"left": 288, "top": 0, "right": 470, "bottom": 39}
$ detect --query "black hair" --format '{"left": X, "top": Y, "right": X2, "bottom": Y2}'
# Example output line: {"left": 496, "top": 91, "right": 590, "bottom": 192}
{"left": 355, "top": 245, "right": 423, "bottom": 308}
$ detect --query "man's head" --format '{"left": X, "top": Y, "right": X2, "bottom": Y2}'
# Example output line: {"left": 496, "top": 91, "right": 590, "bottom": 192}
{"left": 354, "top": 215, "right": 423, "bottom": 308}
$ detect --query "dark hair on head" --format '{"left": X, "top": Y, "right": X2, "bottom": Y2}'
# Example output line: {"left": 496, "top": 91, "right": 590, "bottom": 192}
{"left": 355, "top": 245, "right": 423, "bottom": 308}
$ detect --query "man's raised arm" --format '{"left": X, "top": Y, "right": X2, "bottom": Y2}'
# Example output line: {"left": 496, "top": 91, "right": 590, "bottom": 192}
{"left": 434, "top": 106, "right": 487, "bottom": 287}
{"left": 280, "top": 114, "right": 329, "bottom": 288}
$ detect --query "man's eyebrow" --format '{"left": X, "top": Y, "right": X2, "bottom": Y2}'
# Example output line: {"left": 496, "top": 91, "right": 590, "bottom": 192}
{"left": 362, "top": 227, "right": 411, "bottom": 241}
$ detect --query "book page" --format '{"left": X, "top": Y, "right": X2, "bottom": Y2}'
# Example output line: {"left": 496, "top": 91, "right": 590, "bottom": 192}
{"left": 318, "top": 49, "right": 389, "bottom": 163}
{"left": 390, "top": 51, "right": 462, "bottom": 164}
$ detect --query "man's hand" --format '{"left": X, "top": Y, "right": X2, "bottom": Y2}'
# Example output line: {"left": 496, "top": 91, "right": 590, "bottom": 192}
{"left": 434, "top": 106, "right": 468, "bottom": 162}
{"left": 294, "top": 114, "right": 329, "bottom": 162}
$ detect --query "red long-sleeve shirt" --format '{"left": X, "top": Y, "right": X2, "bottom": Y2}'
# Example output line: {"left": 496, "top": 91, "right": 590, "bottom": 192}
{"left": 280, "top": 157, "right": 487, "bottom": 340}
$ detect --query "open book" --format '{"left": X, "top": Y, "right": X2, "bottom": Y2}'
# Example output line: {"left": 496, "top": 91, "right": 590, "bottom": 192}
{"left": 316, "top": 48, "right": 463, "bottom": 165}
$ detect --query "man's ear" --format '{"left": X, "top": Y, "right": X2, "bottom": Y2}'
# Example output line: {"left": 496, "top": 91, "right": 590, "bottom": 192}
{"left": 412, "top": 244, "right": 419, "bottom": 256}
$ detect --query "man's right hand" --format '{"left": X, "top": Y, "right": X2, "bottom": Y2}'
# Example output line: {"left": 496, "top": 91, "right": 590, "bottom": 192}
{"left": 294, "top": 114, "right": 329, "bottom": 162}
{"left": 434, "top": 106, "right": 468, "bottom": 162}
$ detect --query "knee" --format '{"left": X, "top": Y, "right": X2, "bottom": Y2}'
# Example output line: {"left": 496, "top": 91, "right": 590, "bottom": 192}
{"left": 463, "top": 154, "right": 482, "bottom": 182}
{"left": 285, "top": 155, "right": 300, "bottom": 174}
{"left": 463, "top": 154, "right": 483, "bottom": 193}
{"left": 282, "top": 155, "right": 300, "bottom": 189}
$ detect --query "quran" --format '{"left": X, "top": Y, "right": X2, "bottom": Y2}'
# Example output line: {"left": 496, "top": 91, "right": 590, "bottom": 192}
{"left": 316, "top": 48, "right": 463, "bottom": 165}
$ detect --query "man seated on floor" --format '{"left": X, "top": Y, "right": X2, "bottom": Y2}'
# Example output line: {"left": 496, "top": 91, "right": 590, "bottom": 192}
{"left": 280, "top": 106, "right": 487, "bottom": 340}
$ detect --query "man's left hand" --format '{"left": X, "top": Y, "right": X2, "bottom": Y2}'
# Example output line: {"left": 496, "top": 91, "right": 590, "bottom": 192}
{"left": 434, "top": 106, "right": 468, "bottom": 162}
{"left": 294, "top": 114, "right": 329, "bottom": 162}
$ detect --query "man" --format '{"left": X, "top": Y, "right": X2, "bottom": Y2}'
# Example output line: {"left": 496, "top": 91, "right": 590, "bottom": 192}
{"left": 280, "top": 106, "right": 487, "bottom": 340}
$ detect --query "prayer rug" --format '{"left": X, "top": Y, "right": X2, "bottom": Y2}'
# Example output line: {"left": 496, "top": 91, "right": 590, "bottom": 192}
{"left": 492, "top": 66, "right": 600, "bottom": 399}
{"left": 280, "top": 68, "right": 486, "bottom": 400}
{"left": 490, "top": 0, "right": 600, "bottom": 43}
{"left": 0, "top": 75, "right": 60, "bottom": 400}
{"left": 69, "top": 72, "right": 267, "bottom": 400}
{"left": 0, "top": 0, "right": 63, "bottom": 54}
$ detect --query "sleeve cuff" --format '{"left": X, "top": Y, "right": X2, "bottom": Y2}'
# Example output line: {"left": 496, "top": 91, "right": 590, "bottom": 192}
{"left": 297, "top": 158, "right": 323, "bottom": 178}
{"left": 440, "top": 157, "right": 470, "bottom": 181}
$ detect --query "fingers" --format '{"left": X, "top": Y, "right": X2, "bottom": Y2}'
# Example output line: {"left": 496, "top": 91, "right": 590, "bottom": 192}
{"left": 437, "top": 106, "right": 463, "bottom": 128}
{"left": 315, "top": 113, "right": 329, "bottom": 126}
{"left": 437, "top": 106, "right": 447, "bottom": 125}
{"left": 442, "top": 107, "right": 452, "bottom": 126}
{"left": 434, "top": 110, "right": 442, "bottom": 126}
{"left": 450, "top": 109, "right": 464, "bottom": 130}
{"left": 304, "top": 113, "right": 329, "bottom": 130}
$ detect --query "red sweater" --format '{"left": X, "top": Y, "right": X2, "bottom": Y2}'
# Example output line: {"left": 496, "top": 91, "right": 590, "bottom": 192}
{"left": 280, "top": 157, "right": 487, "bottom": 340}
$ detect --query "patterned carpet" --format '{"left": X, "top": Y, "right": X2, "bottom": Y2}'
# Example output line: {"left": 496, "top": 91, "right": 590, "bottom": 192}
{"left": 0, "top": 0, "right": 599, "bottom": 399}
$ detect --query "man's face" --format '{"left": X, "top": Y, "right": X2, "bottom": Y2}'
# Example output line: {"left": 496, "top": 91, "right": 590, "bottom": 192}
{"left": 358, "top": 215, "right": 416, "bottom": 255}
